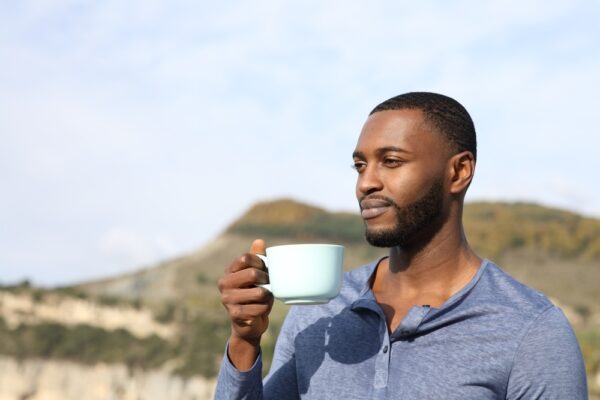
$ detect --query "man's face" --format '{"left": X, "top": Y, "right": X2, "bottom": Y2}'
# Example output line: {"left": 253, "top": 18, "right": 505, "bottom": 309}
{"left": 352, "top": 109, "right": 450, "bottom": 248}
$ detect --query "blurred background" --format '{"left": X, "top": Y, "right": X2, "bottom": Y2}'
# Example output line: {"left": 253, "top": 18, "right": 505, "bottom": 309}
{"left": 1, "top": 1, "right": 599, "bottom": 399}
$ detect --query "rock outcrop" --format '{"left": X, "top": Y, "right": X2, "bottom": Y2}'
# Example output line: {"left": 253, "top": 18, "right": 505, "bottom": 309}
{"left": 0, "top": 356, "right": 216, "bottom": 400}
{"left": 0, "top": 291, "right": 176, "bottom": 339}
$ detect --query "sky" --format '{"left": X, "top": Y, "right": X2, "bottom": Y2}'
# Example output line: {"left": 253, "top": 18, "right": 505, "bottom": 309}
{"left": 1, "top": 0, "right": 599, "bottom": 286}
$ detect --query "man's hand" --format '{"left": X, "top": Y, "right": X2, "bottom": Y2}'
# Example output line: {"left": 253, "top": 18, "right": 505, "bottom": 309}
{"left": 218, "top": 239, "right": 274, "bottom": 370}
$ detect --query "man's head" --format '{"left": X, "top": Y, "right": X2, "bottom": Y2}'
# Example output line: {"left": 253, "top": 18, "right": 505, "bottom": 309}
{"left": 370, "top": 92, "right": 477, "bottom": 161}
{"left": 353, "top": 92, "right": 477, "bottom": 248}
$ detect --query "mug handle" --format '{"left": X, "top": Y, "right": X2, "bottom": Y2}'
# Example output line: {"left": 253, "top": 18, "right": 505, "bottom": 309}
{"left": 256, "top": 254, "right": 272, "bottom": 293}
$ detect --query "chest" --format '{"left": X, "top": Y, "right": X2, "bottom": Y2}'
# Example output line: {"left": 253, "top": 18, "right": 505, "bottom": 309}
{"left": 292, "top": 310, "right": 516, "bottom": 400}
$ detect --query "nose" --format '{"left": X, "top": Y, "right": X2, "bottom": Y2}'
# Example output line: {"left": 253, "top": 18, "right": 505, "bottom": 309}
{"left": 356, "top": 164, "right": 383, "bottom": 197}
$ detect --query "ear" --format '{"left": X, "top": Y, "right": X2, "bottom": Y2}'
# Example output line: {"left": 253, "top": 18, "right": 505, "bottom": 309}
{"left": 448, "top": 151, "right": 475, "bottom": 195}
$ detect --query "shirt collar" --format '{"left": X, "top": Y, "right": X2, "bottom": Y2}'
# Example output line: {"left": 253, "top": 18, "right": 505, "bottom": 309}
{"left": 351, "top": 256, "right": 387, "bottom": 313}
{"left": 349, "top": 257, "right": 490, "bottom": 315}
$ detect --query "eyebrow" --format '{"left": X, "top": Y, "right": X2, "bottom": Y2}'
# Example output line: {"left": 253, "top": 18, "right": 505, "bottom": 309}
{"left": 352, "top": 146, "right": 412, "bottom": 159}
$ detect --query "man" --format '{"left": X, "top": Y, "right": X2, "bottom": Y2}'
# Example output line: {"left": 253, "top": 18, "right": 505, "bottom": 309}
{"left": 215, "top": 92, "right": 588, "bottom": 399}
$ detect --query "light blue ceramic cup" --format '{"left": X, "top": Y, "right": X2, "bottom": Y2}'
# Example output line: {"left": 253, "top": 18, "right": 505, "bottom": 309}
{"left": 257, "top": 244, "right": 344, "bottom": 305}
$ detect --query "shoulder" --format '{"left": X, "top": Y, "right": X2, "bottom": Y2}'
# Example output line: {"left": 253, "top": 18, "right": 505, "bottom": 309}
{"left": 506, "top": 305, "right": 587, "bottom": 398}
{"left": 472, "top": 262, "right": 587, "bottom": 397}
{"left": 475, "top": 260, "right": 555, "bottom": 319}
{"left": 461, "top": 261, "right": 569, "bottom": 351}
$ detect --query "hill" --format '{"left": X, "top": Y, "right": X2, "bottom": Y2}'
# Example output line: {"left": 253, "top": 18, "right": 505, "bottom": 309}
{"left": 73, "top": 198, "right": 600, "bottom": 391}
{"left": 77, "top": 198, "right": 600, "bottom": 310}
{"left": 1, "top": 198, "right": 600, "bottom": 398}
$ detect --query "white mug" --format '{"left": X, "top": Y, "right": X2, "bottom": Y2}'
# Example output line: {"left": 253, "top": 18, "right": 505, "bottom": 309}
{"left": 257, "top": 244, "right": 344, "bottom": 305}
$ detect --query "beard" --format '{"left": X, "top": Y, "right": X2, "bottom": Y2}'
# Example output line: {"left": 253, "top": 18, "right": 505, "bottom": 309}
{"left": 363, "top": 179, "right": 444, "bottom": 248}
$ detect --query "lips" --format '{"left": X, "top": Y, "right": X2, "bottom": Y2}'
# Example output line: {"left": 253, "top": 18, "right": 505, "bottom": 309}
{"left": 360, "top": 198, "right": 392, "bottom": 220}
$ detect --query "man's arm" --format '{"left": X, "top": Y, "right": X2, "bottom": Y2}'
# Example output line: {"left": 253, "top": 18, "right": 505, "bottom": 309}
{"left": 506, "top": 306, "right": 588, "bottom": 399}
{"left": 215, "top": 300, "right": 301, "bottom": 400}
{"left": 215, "top": 341, "right": 265, "bottom": 400}
{"left": 214, "top": 239, "right": 273, "bottom": 400}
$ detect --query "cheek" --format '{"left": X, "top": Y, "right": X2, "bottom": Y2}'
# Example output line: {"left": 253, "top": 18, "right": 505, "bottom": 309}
{"left": 384, "top": 170, "right": 438, "bottom": 204}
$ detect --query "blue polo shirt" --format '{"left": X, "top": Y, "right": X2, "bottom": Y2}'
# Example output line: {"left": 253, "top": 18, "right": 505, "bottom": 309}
{"left": 216, "top": 259, "right": 587, "bottom": 399}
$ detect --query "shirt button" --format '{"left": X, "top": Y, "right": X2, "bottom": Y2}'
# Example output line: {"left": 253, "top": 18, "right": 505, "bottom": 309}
{"left": 382, "top": 345, "right": 389, "bottom": 354}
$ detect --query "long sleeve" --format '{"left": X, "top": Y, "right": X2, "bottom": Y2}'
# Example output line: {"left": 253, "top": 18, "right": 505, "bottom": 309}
{"left": 214, "top": 344, "right": 264, "bottom": 400}
{"left": 214, "top": 307, "right": 301, "bottom": 400}
{"left": 506, "top": 306, "right": 588, "bottom": 399}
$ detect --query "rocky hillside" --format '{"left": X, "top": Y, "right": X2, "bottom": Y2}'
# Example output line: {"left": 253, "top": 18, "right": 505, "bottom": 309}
{"left": 0, "top": 356, "right": 216, "bottom": 400}
{"left": 0, "top": 291, "right": 176, "bottom": 339}
{"left": 1, "top": 198, "right": 600, "bottom": 399}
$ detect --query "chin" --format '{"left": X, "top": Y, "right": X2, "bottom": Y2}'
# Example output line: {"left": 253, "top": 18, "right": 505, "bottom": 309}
{"left": 364, "top": 224, "right": 392, "bottom": 239}
{"left": 364, "top": 227, "right": 402, "bottom": 248}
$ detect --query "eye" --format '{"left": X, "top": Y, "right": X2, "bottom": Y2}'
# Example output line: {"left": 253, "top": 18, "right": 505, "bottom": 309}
{"left": 383, "top": 158, "right": 403, "bottom": 167}
{"left": 351, "top": 161, "right": 366, "bottom": 173}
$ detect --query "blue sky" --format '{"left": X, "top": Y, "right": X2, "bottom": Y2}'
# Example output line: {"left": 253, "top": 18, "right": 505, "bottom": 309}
{"left": 1, "top": 0, "right": 599, "bottom": 285}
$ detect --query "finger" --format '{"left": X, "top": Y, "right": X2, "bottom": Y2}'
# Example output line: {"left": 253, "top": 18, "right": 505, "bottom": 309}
{"left": 221, "top": 287, "right": 272, "bottom": 305}
{"left": 218, "top": 268, "right": 269, "bottom": 292}
{"left": 229, "top": 303, "right": 273, "bottom": 321}
{"left": 226, "top": 253, "right": 266, "bottom": 274}
{"left": 229, "top": 268, "right": 270, "bottom": 289}
{"left": 250, "top": 239, "right": 266, "bottom": 256}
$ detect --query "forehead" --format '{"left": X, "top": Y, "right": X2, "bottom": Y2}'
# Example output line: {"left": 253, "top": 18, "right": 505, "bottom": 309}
{"left": 355, "top": 109, "right": 445, "bottom": 156}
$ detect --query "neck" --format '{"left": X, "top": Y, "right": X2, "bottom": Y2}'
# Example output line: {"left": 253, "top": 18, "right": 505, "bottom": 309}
{"left": 372, "top": 207, "right": 481, "bottom": 307}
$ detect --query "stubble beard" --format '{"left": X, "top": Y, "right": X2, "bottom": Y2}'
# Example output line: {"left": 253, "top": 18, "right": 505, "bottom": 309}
{"left": 364, "top": 179, "right": 445, "bottom": 248}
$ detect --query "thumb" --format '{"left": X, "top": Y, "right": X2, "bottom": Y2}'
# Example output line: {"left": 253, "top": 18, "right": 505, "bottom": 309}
{"left": 250, "top": 238, "right": 266, "bottom": 255}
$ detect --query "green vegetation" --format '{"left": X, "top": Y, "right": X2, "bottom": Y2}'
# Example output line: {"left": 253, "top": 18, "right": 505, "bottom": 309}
{"left": 465, "top": 202, "right": 600, "bottom": 261}
{"left": 0, "top": 314, "right": 238, "bottom": 378}
{"left": 196, "top": 272, "right": 209, "bottom": 285}
{"left": 0, "top": 279, "right": 33, "bottom": 290}
{"left": 173, "top": 316, "right": 231, "bottom": 377}
{"left": 0, "top": 280, "right": 50, "bottom": 303}
{"left": 0, "top": 317, "right": 174, "bottom": 370}
{"left": 154, "top": 301, "right": 178, "bottom": 324}
{"left": 0, "top": 282, "right": 143, "bottom": 310}
{"left": 578, "top": 329, "right": 600, "bottom": 378}
{"left": 577, "top": 328, "right": 600, "bottom": 397}
{"left": 231, "top": 212, "right": 364, "bottom": 243}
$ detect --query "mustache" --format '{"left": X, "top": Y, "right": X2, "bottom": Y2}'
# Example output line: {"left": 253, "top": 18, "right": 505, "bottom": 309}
{"left": 358, "top": 194, "right": 400, "bottom": 210}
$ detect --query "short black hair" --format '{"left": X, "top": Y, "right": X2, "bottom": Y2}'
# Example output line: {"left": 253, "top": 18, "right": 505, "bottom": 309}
{"left": 370, "top": 92, "right": 477, "bottom": 161}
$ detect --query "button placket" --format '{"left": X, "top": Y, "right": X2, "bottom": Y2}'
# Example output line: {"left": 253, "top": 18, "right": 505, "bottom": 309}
{"left": 373, "top": 333, "right": 391, "bottom": 389}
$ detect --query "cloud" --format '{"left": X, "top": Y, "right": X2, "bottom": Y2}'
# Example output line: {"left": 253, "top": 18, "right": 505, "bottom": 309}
{"left": 1, "top": 0, "right": 599, "bottom": 284}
